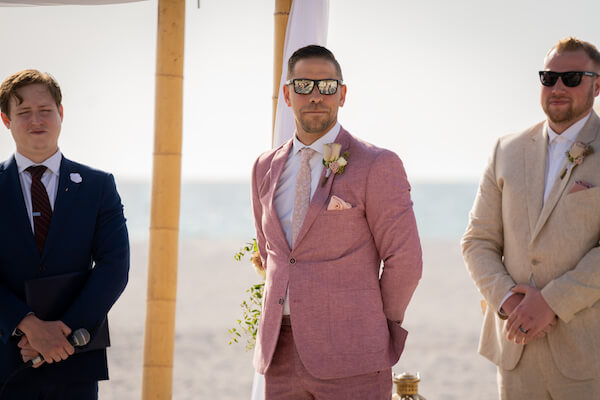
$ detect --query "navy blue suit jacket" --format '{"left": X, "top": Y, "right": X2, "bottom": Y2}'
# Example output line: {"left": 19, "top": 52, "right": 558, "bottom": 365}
{"left": 0, "top": 155, "right": 129, "bottom": 384}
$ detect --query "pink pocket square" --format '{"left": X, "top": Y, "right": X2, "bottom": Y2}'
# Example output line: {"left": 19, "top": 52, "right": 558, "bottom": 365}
{"left": 568, "top": 180, "right": 595, "bottom": 194}
{"left": 327, "top": 195, "right": 352, "bottom": 210}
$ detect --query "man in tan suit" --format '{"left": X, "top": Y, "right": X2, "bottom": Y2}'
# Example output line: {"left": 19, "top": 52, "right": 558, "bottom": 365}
{"left": 462, "top": 37, "right": 600, "bottom": 399}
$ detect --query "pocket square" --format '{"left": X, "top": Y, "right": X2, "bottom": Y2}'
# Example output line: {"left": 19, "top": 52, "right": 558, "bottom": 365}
{"left": 568, "top": 180, "right": 594, "bottom": 194}
{"left": 327, "top": 195, "right": 352, "bottom": 210}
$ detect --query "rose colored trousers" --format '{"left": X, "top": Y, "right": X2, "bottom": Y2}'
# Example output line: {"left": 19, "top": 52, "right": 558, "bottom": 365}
{"left": 264, "top": 316, "right": 393, "bottom": 400}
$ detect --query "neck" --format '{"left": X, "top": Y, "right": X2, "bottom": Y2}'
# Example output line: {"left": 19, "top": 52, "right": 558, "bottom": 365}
{"left": 18, "top": 149, "right": 58, "bottom": 164}
{"left": 548, "top": 109, "right": 591, "bottom": 134}
{"left": 295, "top": 120, "right": 337, "bottom": 145}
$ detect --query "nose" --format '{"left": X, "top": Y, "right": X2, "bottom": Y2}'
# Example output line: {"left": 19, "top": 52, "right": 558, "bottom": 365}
{"left": 308, "top": 86, "right": 323, "bottom": 103}
{"left": 30, "top": 111, "right": 42, "bottom": 125}
{"left": 551, "top": 77, "right": 568, "bottom": 92}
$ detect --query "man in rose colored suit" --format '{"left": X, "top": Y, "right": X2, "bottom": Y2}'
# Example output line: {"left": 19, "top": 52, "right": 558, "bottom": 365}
{"left": 462, "top": 37, "right": 600, "bottom": 399}
{"left": 251, "top": 45, "right": 422, "bottom": 399}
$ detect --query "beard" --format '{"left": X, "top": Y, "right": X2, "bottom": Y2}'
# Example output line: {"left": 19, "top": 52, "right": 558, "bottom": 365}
{"left": 543, "top": 84, "right": 595, "bottom": 125}
{"left": 297, "top": 107, "right": 337, "bottom": 135}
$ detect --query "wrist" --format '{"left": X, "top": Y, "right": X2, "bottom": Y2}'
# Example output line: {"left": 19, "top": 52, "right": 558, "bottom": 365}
{"left": 16, "top": 313, "right": 40, "bottom": 336}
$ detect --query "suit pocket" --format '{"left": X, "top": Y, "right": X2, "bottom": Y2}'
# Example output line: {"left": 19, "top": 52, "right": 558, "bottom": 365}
{"left": 563, "top": 186, "right": 600, "bottom": 235}
{"left": 328, "top": 289, "right": 388, "bottom": 354}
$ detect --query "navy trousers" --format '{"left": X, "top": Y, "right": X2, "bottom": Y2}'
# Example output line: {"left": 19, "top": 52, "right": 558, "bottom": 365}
{"left": 1, "top": 380, "right": 98, "bottom": 400}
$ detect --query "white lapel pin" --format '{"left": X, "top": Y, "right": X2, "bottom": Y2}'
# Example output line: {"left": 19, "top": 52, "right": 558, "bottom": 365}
{"left": 70, "top": 173, "right": 82, "bottom": 183}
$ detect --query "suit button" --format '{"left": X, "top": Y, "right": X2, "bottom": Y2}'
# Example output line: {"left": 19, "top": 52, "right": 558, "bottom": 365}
{"left": 531, "top": 259, "right": 539, "bottom": 265}
{"left": 289, "top": 258, "right": 296, "bottom": 264}
{"left": 40, "top": 265, "right": 47, "bottom": 271}
{"left": 278, "top": 298, "right": 284, "bottom": 305}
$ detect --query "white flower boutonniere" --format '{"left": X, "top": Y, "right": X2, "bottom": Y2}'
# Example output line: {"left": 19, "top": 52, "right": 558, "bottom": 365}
{"left": 559, "top": 141, "right": 594, "bottom": 179}
{"left": 70, "top": 173, "right": 82, "bottom": 183}
{"left": 321, "top": 143, "right": 350, "bottom": 186}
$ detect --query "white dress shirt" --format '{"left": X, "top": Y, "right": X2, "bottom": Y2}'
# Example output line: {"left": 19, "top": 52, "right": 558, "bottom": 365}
{"left": 273, "top": 122, "right": 341, "bottom": 314}
{"left": 15, "top": 150, "right": 62, "bottom": 233}
{"left": 499, "top": 112, "right": 591, "bottom": 314}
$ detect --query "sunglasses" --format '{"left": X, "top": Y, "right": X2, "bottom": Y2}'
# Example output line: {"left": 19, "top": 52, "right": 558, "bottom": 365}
{"left": 286, "top": 79, "right": 343, "bottom": 95}
{"left": 538, "top": 70, "right": 599, "bottom": 87}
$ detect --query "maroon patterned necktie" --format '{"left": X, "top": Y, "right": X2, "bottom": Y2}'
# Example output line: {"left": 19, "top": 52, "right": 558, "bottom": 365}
{"left": 26, "top": 166, "right": 52, "bottom": 254}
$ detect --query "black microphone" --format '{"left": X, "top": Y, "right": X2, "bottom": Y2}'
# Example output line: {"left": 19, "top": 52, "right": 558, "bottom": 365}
{"left": 27, "top": 328, "right": 91, "bottom": 367}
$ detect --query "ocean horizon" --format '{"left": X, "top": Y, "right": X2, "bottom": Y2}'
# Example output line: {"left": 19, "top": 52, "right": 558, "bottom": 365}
{"left": 117, "top": 181, "right": 478, "bottom": 242}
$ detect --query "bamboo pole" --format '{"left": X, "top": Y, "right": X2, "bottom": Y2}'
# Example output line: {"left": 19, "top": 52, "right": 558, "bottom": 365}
{"left": 272, "top": 0, "right": 293, "bottom": 141}
{"left": 142, "top": 0, "right": 185, "bottom": 399}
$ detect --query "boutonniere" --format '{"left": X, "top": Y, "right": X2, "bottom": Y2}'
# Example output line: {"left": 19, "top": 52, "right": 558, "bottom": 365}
{"left": 321, "top": 143, "right": 350, "bottom": 186}
{"left": 559, "top": 141, "right": 594, "bottom": 179}
{"left": 69, "top": 172, "right": 82, "bottom": 183}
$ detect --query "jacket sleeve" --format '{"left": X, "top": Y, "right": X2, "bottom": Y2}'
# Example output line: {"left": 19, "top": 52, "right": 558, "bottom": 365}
{"left": 61, "top": 173, "right": 130, "bottom": 335}
{"left": 461, "top": 139, "right": 516, "bottom": 312}
{"left": 366, "top": 150, "right": 422, "bottom": 324}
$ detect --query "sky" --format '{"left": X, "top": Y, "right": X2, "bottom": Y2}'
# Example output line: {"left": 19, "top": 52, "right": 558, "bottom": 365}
{"left": 0, "top": 0, "right": 599, "bottom": 182}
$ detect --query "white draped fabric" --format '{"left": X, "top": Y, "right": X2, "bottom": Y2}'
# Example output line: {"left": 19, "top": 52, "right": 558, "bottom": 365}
{"left": 0, "top": 0, "right": 145, "bottom": 5}
{"left": 252, "top": 1, "right": 329, "bottom": 398}
{"left": 272, "top": 0, "right": 330, "bottom": 148}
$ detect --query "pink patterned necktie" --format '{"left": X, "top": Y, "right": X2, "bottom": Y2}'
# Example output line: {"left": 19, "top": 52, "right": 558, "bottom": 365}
{"left": 291, "top": 148, "right": 316, "bottom": 246}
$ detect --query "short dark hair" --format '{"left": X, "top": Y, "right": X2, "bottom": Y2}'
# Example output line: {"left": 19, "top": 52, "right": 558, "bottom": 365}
{"left": 0, "top": 69, "right": 62, "bottom": 118}
{"left": 547, "top": 37, "right": 600, "bottom": 72}
{"left": 287, "top": 45, "right": 343, "bottom": 80}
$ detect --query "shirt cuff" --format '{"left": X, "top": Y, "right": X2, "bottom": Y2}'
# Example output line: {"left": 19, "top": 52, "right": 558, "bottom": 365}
{"left": 12, "top": 312, "right": 35, "bottom": 336}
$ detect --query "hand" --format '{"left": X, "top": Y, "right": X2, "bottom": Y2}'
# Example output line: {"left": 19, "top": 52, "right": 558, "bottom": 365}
{"left": 506, "top": 284, "right": 557, "bottom": 344}
{"left": 17, "top": 336, "right": 44, "bottom": 368}
{"left": 501, "top": 292, "right": 524, "bottom": 315}
{"left": 17, "top": 315, "right": 74, "bottom": 364}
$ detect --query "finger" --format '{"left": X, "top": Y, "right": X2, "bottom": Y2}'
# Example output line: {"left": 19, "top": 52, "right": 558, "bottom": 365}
{"left": 66, "top": 344, "right": 75, "bottom": 356}
{"left": 17, "top": 336, "right": 29, "bottom": 348}
{"left": 59, "top": 321, "right": 72, "bottom": 337}
{"left": 511, "top": 284, "right": 529, "bottom": 294}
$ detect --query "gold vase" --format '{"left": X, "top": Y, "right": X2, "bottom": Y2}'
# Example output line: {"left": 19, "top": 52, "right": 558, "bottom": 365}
{"left": 392, "top": 372, "right": 427, "bottom": 400}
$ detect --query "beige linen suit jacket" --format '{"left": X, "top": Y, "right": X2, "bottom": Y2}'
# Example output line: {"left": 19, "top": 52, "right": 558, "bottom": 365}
{"left": 251, "top": 127, "right": 422, "bottom": 379}
{"left": 462, "top": 111, "right": 600, "bottom": 379}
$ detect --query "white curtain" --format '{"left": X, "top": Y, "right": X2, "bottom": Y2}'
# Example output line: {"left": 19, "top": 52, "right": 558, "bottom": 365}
{"left": 252, "top": 1, "right": 329, "bottom": 399}
{"left": 0, "top": 0, "right": 145, "bottom": 5}
{"left": 272, "top": 0, "right": 330, "bottom": 148}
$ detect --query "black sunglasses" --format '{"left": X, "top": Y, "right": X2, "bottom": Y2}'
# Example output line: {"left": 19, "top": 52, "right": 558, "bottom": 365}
{"left": 538, "top": 70, "right": 599, "bottom": 87}
{"left": 286, "top": 79, "right": 344, "bottom": 95}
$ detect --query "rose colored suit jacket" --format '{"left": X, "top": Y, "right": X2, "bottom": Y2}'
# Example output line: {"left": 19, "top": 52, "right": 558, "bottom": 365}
{"left": 251, "top": 127, "right": 422, "bottom": 379}
{"left": 462, "top": 111, "right": 600, "bottom": 379}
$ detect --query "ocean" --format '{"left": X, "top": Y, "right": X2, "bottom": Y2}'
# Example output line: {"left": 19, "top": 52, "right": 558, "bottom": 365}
{"left": 117, "top": 181, "right": 479, "bottom": 242}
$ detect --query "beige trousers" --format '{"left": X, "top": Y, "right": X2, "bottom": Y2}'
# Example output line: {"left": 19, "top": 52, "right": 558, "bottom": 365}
{"left": 498, "top": 336, "right": 600, "bottom": 399}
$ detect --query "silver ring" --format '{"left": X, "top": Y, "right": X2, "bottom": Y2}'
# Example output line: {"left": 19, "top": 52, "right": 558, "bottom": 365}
{"left": 519, "top": 326, "right": 529, "bottom": 334}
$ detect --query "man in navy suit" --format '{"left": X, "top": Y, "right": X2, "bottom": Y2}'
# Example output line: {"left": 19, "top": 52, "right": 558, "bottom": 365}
{"left": 0, "top": 70, "right": 129, "bottom": 399}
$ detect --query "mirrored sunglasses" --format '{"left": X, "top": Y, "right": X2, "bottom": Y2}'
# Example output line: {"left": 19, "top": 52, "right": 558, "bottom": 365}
{"left": 286, "top": 79, "right": 343, "bottom": 95}
{"left": 538, "top": 70, "right": 598, "bottom": 87}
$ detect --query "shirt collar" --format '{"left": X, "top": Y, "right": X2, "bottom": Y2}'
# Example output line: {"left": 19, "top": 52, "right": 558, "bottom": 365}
{"left": 15, "top": 149, "right": 62, "bottom": 176}
{"left": 547, "top": 112, "right": 591, "bottom": 145}
{"left": 292, "top": 122, "right": 341, "bottom": 156}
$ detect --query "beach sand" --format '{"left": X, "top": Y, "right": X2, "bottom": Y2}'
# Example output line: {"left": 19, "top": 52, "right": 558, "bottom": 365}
{"left": 98, "top": 238, "right": 497, "bottom": 400}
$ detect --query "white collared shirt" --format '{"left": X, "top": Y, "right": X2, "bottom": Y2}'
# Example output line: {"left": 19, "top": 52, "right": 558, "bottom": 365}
{"left": 15, "top": 150, "right": 61, "bottom": 233}
{"left": 273, "top": 122, "right": 341, "bottom": 315}
{"left": 543, "top": 113, "right": 590, "bottom": 203}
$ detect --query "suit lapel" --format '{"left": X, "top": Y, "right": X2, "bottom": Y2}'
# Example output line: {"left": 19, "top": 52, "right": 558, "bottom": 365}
{"left": 0, "top": 157, "right": 39, "bottom": 257}
{"left": 42, "top": 157, "right": 81, "bottom": 261}
{"left": 531, "top": 112, "right": 600, "bottom": 240}
{"left": 267, "top": 140, "right": 294, "bottom": 252}
{"left": 293, "top": 128, "right": 351, "bottom": 249}
{"left": 524, "top": 124, "right": 547, "bottom": 238}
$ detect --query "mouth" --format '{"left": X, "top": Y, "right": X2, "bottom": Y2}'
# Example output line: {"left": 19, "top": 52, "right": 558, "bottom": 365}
{"left": 29, "top": 130, "right": 47, "bottom": 135}
{"left": 548, "top": 97, "right": 571, "bottom": 106}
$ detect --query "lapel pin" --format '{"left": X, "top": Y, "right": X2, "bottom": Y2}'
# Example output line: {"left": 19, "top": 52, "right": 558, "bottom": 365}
{"left": 70, "top": 173, "right": 82, "bottom": 183}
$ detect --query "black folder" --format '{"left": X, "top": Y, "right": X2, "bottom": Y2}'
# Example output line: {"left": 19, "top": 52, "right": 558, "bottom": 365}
{"left": 24, "top": 271, "right": 110, "bottom": 352}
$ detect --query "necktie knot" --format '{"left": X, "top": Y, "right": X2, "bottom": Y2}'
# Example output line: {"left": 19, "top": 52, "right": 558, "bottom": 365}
{"left": 26, "top": 165, "right": 47, "bottom": 180}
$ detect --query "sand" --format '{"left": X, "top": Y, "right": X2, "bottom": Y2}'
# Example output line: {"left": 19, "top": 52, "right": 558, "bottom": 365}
{"left": 97, "top": 239, "right": 497, "bottom": 400}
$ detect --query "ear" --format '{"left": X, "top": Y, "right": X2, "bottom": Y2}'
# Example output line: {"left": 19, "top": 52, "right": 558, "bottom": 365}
{"left": 59, "top": 104, "right": 64, "bottom": 121}
{"left": 594, "top": 76, "right": 600, "bottom": 97}
{"left": 1, "top": 112, "right": 10, "bottom": 130}
{"left": 338, "top": 84, "right": 347, "bottom": 107}
{"left": 282, "top": 84, "right": 292, "bottom": 107}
